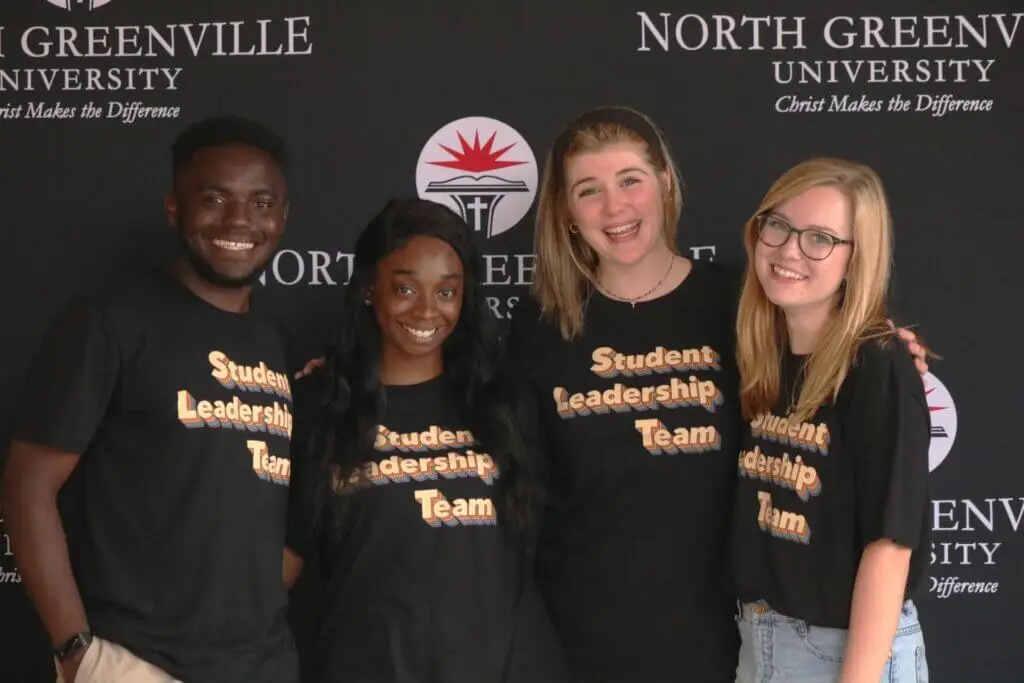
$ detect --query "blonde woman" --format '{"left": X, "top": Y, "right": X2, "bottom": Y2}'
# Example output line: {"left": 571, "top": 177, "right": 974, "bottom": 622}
{"left": 503, "top": 109, "right": 930, "bottom": 682}
{"left": 732, "top": 159, "right": 930, "bottom": 683}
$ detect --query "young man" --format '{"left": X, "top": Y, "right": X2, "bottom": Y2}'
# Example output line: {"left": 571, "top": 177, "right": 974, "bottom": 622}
{"left": 2, "top": 117, "right": 299, "bottom": 683}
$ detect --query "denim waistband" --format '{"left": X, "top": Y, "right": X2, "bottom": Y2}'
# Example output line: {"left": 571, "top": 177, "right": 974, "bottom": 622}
{"left": 738, "top": 599, "right": 920, "bottom": 627}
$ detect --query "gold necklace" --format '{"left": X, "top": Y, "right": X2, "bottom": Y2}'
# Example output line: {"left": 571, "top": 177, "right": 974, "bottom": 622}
{"left": 597, "top": 255, "right": 677, "bottom": 308}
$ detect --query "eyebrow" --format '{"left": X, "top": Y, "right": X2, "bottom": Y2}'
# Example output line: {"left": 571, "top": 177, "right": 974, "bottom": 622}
{"left": 198, "top": 183, "right": 277, "bottom": 196}
{"left": 770, "top": 210, "right": 840, "bottom": 236}
{"left": 392, "top": 269, "right": 463, "bottom": 279}
{"left": 570, "top": 166, "right": 650, "bottom": 192}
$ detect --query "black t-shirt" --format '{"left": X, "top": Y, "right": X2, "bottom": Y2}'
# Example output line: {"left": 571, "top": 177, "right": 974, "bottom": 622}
{"left": 732, "top": 340, "right": 931, "bottom": 628}
{"left": 287, "top": 375, "right": 566, "bottom": 683}
{"left": 12, "top": 272, "right": 298, "bottom": 683}
{"left": 504, "top": 261, "right": 743, "bottom": 683}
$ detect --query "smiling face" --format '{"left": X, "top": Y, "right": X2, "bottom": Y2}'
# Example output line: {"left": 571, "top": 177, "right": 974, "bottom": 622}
{"left": 166, "top": 143, "right": 288, "bottom": 288}
{"left": 563, "top": 142, "right": 669, "bottom": 270}
{"left": 372, "top": 235, "right": 464, "bottom": 373}
{"left": 754, "top": 184, "right": 854, "bottom": 319}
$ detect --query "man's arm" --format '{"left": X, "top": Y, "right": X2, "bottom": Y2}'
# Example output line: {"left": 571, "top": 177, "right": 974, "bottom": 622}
{"left": 4, "top": 295, "right": 122, "bottom": 680}
{"left": 2, "top": 441, "right": 90, "bottom": 676}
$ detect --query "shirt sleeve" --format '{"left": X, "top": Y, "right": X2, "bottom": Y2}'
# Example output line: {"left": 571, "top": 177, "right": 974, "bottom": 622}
{"left": 844, "top": 341, "right": 931, "bottom": 549}
{"left": 12, "top": 296, "right": 121, "bottom": 455}
{"left": 285, "top": 372, "right": 324, "bottom": 559}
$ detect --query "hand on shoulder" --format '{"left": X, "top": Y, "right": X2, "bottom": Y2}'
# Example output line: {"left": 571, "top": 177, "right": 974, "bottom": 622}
{"left": 885, "top": 319, "right": 934, "bottom": 377}
{"left": 294, "top": 356, "right": 325, "bottom": 380}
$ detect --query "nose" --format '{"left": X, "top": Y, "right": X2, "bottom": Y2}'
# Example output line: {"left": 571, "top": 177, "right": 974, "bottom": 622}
{"left": 777, "top": 230, "right": 803, "bottom": 259}
{"left": 411, "top": 291, "right": 438, "bottom": 319}
{"left": 601, "top": 185, "right": 627, "bottom": 216}
{"left": 223, "top": 200, "right": 252, "bottom": 228}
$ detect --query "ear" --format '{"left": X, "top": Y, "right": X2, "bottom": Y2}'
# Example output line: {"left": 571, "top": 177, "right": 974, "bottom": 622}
{"left": 164, "top": 194, "right": 178, "bottom": 229}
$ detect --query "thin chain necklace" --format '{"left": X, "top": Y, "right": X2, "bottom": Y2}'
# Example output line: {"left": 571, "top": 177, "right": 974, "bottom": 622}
{"left": 597, "top": 254, "right": 677, "bottom": 308}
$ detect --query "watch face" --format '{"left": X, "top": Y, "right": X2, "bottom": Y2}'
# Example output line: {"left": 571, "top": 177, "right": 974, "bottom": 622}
{"left": 56, "top": 633, "right": 92, "bottom": 661}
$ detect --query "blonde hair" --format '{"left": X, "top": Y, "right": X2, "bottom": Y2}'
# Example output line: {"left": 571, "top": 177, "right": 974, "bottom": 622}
{"left": 532, "top": 107, "right": 684, "bottom": 340}
{"left": 736, "top": 157, "right": 894, "bottom": 423}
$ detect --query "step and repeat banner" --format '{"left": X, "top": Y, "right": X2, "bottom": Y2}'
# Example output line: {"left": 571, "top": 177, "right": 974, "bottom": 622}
{"left": 1, "top": 1, "right": 1022, "bottom": 681}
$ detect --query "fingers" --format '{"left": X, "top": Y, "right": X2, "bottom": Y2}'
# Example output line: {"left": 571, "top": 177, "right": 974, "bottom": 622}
{"left": 896, "top": 327, "right": 916, "bottom": 342}
{"left": 293, "top": 357, "right": 326, "bottom": 379}
{"left": 915, "top": 359, "right": 929, "bottom": 376}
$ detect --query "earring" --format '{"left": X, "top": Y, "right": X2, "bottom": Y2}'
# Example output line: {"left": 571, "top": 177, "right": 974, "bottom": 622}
{"left": 364, "top": 288, "right": 373, "bottom": 305}
{"left": 568, "top": 223, "right": 580, "bottom": 234}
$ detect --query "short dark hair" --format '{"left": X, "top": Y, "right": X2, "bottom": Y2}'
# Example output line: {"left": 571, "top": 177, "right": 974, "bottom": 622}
{"left": 171, "top": 115, "right": 289, "bottom": 178}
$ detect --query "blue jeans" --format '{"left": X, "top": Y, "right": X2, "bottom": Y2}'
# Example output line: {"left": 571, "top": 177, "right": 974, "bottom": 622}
{"left": 736, "top": 600, "right": 928, "bottom": 683}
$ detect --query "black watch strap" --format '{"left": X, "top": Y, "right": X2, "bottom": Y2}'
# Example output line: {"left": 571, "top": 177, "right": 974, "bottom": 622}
{"left": 54, "top": 631, "right": 93, "bottom": 662}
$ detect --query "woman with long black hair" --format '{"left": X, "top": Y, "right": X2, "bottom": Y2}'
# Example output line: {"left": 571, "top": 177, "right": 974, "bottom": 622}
{"left": 284, "top": 198, "right": 565, "bottom": 683}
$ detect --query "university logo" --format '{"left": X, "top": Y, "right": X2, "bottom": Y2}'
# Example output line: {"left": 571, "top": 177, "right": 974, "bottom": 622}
{"left": 46, "top": 0, "right": 112, "bottom": 10}
{"left": 416, "top": 117, "right": 538, "bottom": 239}
{"left": 924, "top": 372, "right": 958, "bottom": 472}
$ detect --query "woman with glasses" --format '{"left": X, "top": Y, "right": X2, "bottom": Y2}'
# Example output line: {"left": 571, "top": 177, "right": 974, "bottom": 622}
{"left": 731, "top": 158, "right": 931, "bottom": 683}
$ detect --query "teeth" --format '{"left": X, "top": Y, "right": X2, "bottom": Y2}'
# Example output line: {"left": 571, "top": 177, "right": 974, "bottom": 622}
{"left": 212, "top": 239, "right": 254, "bottom": 251}
{"left": 772, "top": 264, "right": 807, "bottom": 280}
{"left": 402, "top": 324, "right": 437, "bottom": 339}
{"left": 605, "top": 221, "right": 639, "bottom": 236}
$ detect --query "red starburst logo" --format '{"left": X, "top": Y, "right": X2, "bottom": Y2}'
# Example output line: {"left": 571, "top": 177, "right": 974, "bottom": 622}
{"left": 428, "top": 130, "right": 527, "bottom": 173}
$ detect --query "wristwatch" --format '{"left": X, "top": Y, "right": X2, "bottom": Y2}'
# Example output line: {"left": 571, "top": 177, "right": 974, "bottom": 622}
{"left": 54, "top": 631, "right": 93, "bottom": 662}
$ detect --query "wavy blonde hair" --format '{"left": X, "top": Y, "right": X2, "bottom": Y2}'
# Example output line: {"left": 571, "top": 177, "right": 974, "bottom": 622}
{"left": 737, "top": 157, "right": 895, "bottom": 423}
{"left": 532, "top": 107, "right": 684, "bottom": 340}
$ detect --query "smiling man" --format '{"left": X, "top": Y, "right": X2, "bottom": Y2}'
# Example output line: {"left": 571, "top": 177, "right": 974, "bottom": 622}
{"left": 1, "top": 117, "right": 299, "bottom": 683}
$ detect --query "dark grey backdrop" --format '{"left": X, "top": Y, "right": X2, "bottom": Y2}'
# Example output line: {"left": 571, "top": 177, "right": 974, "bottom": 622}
{"left": 2, "top": 1, "right": 1022, "bottom": 681}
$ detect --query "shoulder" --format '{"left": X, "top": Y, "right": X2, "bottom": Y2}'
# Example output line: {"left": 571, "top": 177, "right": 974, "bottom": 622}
{"left": 56, "top": 272, "right": 184, "bottom": 333}
{"left": 847, "top": 335, "right": 926, "bottom": 407}
{"left": 37, "top": 281, "right": 136, "bottom": 340}
{"left": 506, "top": 292, "right": 557, "bottom": 348}
{"left": 688, "top": 258, "right": 744, "bottom": 304}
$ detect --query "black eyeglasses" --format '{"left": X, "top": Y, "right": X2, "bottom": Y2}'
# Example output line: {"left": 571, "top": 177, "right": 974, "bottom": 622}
{"left": 755, "top": 213, "right": 854, "bottom": 261}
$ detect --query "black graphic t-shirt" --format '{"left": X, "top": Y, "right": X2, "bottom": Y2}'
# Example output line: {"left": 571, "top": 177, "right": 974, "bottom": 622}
{"left": 505, "top": 261, "right": 743, "bottom": 683}
{"left": 287, "top": 375, "right": 566, "bottom": 683}
{"left": 732, "top": 340, "right": 931, "bottom": 628}
{"left": 12, "top": 271, "right": 297, "bottom": 683}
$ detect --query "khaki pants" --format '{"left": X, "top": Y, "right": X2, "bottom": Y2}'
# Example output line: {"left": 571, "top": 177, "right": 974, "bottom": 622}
{"left": 55, "top": 636, "right": 181, "bottom": 683}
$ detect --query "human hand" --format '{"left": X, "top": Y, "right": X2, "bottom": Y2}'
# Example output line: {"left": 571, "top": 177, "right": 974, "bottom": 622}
{"left": 294, "top": 356, "right": 326, "bottom": 379}
{"left": 59, "top": 645, "right": 89, "bottom": 683}
{"left": 887, "top": 320, "right": 928, "bottom": 376}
